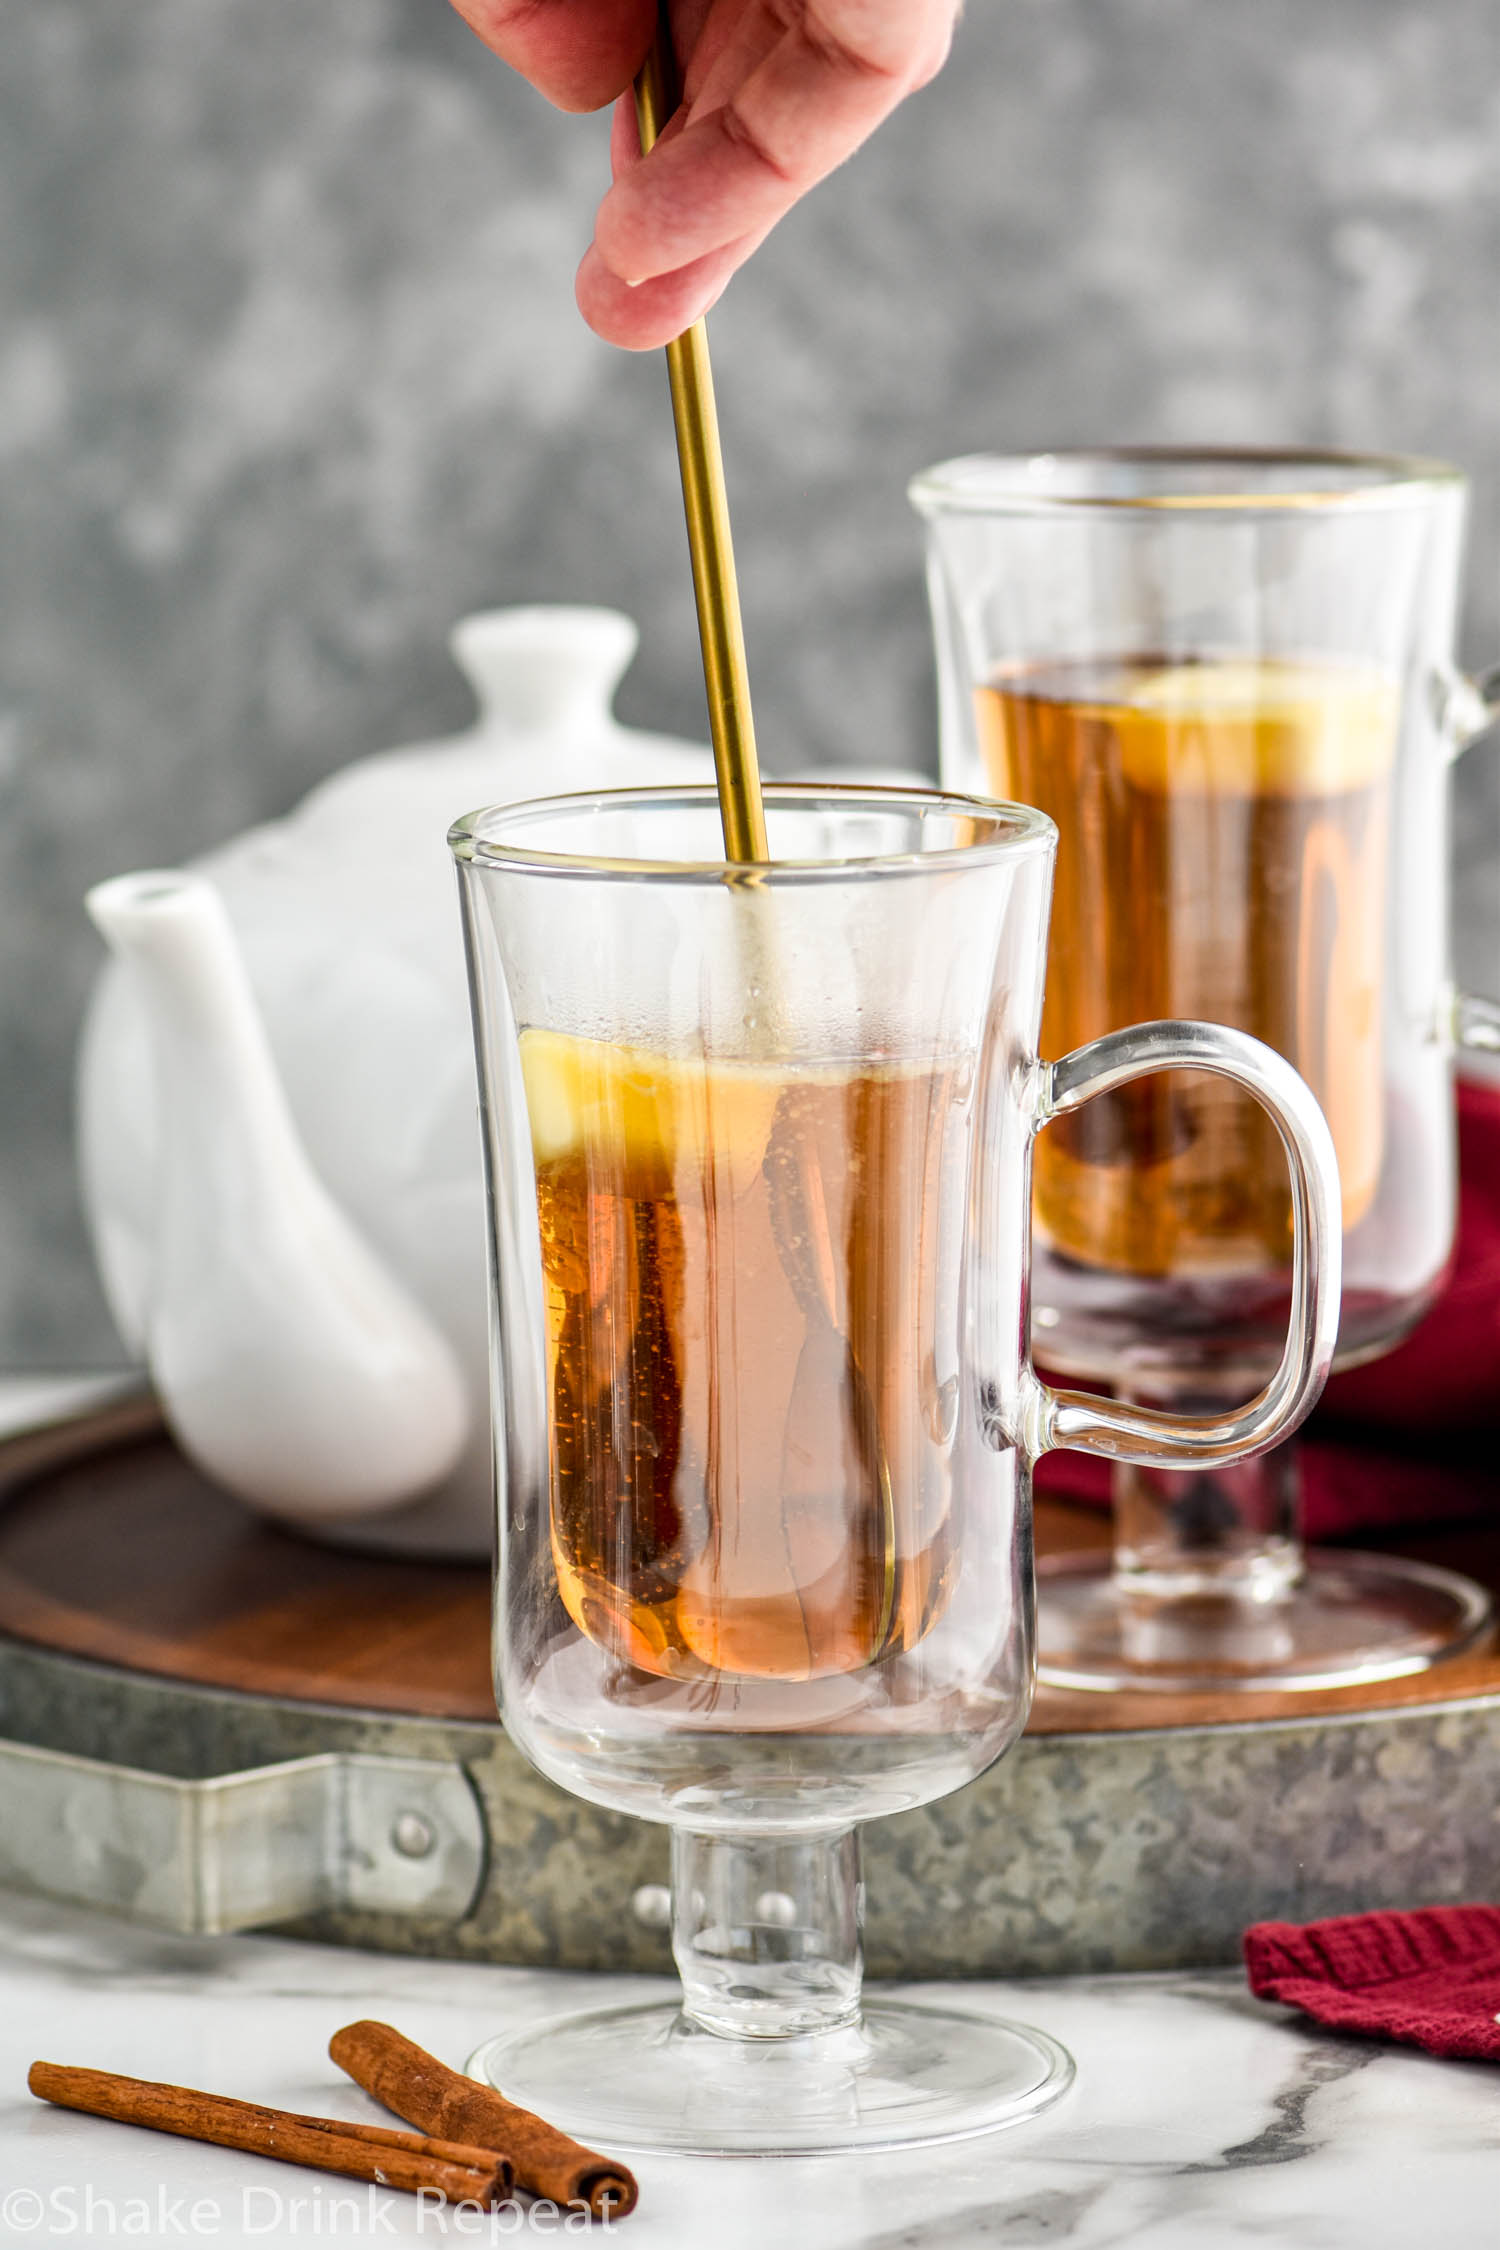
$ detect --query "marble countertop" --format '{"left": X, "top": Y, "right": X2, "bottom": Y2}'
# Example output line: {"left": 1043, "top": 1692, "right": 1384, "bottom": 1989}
{"left": 0, "top": 1889, "right": 1494, "bottom": 2249}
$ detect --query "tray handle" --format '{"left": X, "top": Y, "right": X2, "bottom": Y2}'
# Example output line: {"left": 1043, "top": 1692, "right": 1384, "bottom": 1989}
{"left": 0, "top": 1738, "right": 486, "bottom": 1933}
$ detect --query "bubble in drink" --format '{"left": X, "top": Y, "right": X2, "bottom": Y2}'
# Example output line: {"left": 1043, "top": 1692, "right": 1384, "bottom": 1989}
{"left": 521, "top": 1030, "right": 962, "bottom": 1684}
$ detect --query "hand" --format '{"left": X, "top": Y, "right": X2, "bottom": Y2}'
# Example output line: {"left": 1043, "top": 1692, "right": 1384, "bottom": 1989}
{"left": 452, "top": 1, "right": 961, "bottom": 348}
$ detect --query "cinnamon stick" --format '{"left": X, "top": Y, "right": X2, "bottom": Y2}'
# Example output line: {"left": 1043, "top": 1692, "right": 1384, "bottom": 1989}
{"left": 329, "top": 2020, "right": 638, "bottom": 2219}
{"left": 28, "top": 2062, "right": 513, "bottom": 2205}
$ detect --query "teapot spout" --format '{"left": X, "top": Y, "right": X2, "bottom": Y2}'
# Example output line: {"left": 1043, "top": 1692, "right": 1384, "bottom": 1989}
{"left": 84, "top": 872, "right": 470, "bottom": 1524}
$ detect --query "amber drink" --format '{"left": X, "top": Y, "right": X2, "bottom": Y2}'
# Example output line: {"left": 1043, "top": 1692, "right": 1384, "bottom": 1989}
{"left": 523, "top": 1029, "right": 962, "bottom": 1684}
{"left": 976, "top": 657, "right": 1396, "bottom": 1279}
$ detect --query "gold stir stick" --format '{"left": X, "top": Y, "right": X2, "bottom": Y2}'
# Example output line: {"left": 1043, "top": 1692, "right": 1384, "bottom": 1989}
{"left": 634, "top": 14, "right": 768, "bottom": 865}
{"left": 632, "top": 15, "right": 898, "bottom": 1663}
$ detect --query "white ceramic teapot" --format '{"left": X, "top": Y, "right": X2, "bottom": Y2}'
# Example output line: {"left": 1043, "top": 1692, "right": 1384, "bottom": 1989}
{"left": 77, "top": 607, "right": 715, "bottom": 1556}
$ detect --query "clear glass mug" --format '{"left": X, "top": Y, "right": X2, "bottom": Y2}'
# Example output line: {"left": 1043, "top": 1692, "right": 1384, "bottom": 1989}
{"left": 912, "top": 447, "right": 1498, "bottom": 1691}
{"left": 451, "top": 784, "right": 1340, "bottom": 2154}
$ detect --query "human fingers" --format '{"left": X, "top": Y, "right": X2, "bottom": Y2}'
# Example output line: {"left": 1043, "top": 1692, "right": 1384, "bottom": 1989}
{"left": 680, "top": 0, "right": 796, "bottom": 114}
{"left": 586, "top": 92, "right": 733, "bottom": 346}
{"left": 594, "top": 0, "right": 959, "bottom": 284}
{"left": 576, "top": 229, "right": 770, "bottom": 349}
{"left": 678, "top": 0, "right": 784, "bottom": 109}
{"left": 607, "top": 75, "right": 696, "bottom": 180}
{"left": 610, "top": 85, "right": 644, "bottom": 178}
{"left": 450, "top": 0, "right": 656, "bottom": 113}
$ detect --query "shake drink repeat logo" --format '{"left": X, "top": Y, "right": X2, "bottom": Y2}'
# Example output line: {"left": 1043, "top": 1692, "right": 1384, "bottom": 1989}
{"left": 1, "top": 2181, "right": 618, "bottom": 2237}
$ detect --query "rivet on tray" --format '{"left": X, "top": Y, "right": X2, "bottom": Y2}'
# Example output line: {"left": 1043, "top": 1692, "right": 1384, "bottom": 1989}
{"left": 630, "top": 1884, "right": 672, "bottom": 1929}
{"left": 391, "top": 1811, "right": 438, "bottom": 1859}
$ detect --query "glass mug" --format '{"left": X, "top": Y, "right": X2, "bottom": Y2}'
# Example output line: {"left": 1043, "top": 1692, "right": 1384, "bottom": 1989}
{"left": 451, "top": 785, "right": 1339, "bottom": 2154}
{"left": 912, "top": 447, "right": 1498, "bottom": 1691}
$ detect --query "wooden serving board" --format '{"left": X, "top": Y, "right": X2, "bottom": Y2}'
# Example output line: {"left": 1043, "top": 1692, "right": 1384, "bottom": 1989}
{"left": 0, "top": 1394, "right": 1495, "bottom": 1735}
{"left": 4, "top": 1395, "right": 1498, "bottom": 1975}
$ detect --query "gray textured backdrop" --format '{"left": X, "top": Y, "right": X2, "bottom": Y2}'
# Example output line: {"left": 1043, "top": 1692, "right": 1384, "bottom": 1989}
{"left": 2, "top": 0, "right": 1498, "bottom": 1362}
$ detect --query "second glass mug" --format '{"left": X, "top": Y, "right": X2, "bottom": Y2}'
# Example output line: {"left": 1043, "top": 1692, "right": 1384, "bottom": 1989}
{"left": 452, "top": 785, "right": 1339, "bottom": 2155}
{"left": 913, "top": 448, "right": 1499, "bottom": 1691}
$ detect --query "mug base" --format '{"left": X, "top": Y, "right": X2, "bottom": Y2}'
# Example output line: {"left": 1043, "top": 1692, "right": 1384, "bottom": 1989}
{"left": 1035, "top": 1547, "right": 1492, "bottom": 1693}
{"left": 468, "top": 1998, "right": 1074, "bottom": 2157}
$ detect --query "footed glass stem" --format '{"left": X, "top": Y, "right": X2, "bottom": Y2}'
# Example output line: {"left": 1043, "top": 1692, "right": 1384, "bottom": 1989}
{"left": 1037, "top": 1385, "right": 1491, "bottom": 1692}
{"left": 670, "top": 1827, "right": 863, "bottom": 2039}
{"left": 469, "top": 1828, "right": 1073, "bottom": 2155}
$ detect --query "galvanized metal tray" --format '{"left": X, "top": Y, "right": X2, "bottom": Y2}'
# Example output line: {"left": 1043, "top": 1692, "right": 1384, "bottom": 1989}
{"left": 0, "top": 1398, "right": 1495, "bottom": 1974}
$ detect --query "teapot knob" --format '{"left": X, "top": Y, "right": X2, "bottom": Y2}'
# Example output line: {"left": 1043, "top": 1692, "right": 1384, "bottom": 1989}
{"left": 449, "top": 606, "right": 639, "bottom": 736}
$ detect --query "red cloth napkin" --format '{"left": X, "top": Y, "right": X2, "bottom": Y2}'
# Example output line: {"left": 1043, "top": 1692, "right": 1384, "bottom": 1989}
{"left": 1244, "top": 1906, "right": 1500, "bottom": 2061}
{"left": 1037, "top": 1076, "right": 1500, "bottom": 1538}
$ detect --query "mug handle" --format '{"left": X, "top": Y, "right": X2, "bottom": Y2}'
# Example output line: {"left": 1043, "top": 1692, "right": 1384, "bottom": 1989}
{"left": 1446, "top": 662, "right": 1500, "bottom": 1060}
{"left": 1023, "top": 1022, "right": 1342, "bottom": 1470}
